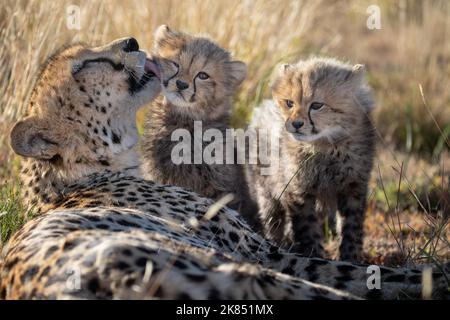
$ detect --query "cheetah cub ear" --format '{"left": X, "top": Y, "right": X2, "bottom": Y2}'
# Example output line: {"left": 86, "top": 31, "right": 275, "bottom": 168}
{"left": 227, "top": 60, "right": 247, "bottom": 88}
{"left": 270, "top": 63, "right": 293, "bottom": 87}
{"left": 279, "top": 63, "right": 294, "bottom": 73}
{"left": 10, "top": 117, "right": 60, "bottom": 160}
{"left": 345, "top": 64, "right": 366, "bottom": 82}
{"left": 154, "top": 24, "right": 189, "bottom": 56}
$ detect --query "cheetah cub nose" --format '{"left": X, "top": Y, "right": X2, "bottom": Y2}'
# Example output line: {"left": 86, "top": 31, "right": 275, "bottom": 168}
{"left": 176, "top": 80, "right": 189, "bottom": 91}
{"left": 292, "top": 120, "right": 304, "bottom": 129}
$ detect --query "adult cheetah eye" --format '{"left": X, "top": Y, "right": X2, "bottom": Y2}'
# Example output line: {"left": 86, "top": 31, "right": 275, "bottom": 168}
{"left": 285, "top": 100, "right": 294, "bottom": 109}
{"left": 197, "top": 72, "right": 210, "bottom": 80}
{"left": 310, "top": 102, "right": 324, "bottom": 110}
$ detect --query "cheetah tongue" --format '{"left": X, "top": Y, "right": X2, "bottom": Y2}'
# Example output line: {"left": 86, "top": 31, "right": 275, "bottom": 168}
{"left": 145, "top": 59, "right": 161, "bottom": 79}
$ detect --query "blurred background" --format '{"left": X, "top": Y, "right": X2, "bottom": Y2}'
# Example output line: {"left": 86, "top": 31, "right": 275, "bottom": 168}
{"left": 0, "top": 0, "right": 449, "bottom": 265}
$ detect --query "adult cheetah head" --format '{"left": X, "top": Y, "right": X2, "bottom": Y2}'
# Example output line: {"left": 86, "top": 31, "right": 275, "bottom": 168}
{"left": 10, "top": 38, "right": 161, "bottom": 178}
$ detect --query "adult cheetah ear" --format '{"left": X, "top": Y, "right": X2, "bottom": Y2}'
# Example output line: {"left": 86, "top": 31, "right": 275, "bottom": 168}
{"left": 154, "top": 25, "right": 188, "bottom": 56}
{"left": 227, "top": 61, "right": 247, "bottom": 87}
{"left": 10, "top": 117, "right": 60, "bottom": 160}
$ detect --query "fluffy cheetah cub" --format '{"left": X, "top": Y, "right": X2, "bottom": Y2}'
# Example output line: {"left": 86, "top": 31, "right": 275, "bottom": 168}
{"left": 142, "top": 25, "right": 258, "bottom": 226}
{"left": 247, "top": 58, "right": 376, "bottom": 261}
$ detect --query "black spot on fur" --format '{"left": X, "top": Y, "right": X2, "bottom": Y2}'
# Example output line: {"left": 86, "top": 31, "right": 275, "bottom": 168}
{"left": 208, "top": 288, "right": 221, "bottom": 299}
{"left": 62, "top": 240, "right": 77, "bottom": 251}
{"left": 380, "top": 267, "right": 394, "bottom": 274}
{"left": 335, "top": 281, "right": 347, "bottom": 290}
{"left": 135, "top": 257, "right": 148, "bottom": 267}
{"left": 408, "top": 274, "right": 421, "bottom": 283}
{"left": 117, "top": 219, "right": 139, "bottom": 228}
{"left": 85, "top": 215, "right": 101, "bottom": 222}
{"left": 116, "top": 183, "right": 130, "bottom": 187}
{"left": 62, "top": 200, "right": 79, "bottom": 208}
{"left": 282, "top": 267, "right": 295, "bottom": 275}
{"left": 228, "top": 231, "right": 239, "bottom": 243}
{"left": 304, "top": 263, "right": 317, "bottom": 273}
{"left": 20, "top": 266, "right": 39, "bottom": 283}
{"left": 44, "top": 245, "right": 59, "bottom": 259}
{"left": 308, "top": 272, "right": 319, "bottom": 282}
{"left": 177, "top": 293, "right": 192, "bottom": 300}
{"left": 174, "top": 259, "right": 188, "bottom": 269}
{"left": 99, "top": 159, "right": 110, "bottom": 166}
{"left": 125, "top": 278, "right": 135, "bottom": 287}
{"left": 56, "top": 257, "right": 68, "bottom": 267}
{"left": 40, "top": 266, "right": 51, "bottom": 278}
{"left": 335, "top": 274, "right": 353, "bottom": 282}
{"left": 267, "top": 251, "right": 283, "bottom": 262}
{"left": 309, "top": 258, "right": 328, "bottom": 266}
{"left": 87, "top": 278, "right": 100, "bottom": 293}
{"left": 185, "top": 273, "right": 207, "bottom": 282}
{"left": 384, "top": 274, "right": 406, "bottom": 282}
{"left": 115, "top": 261, "right": 130, "bottom": 270}
{"left": 336, "top": 264, "right": 357, "bottom": 273}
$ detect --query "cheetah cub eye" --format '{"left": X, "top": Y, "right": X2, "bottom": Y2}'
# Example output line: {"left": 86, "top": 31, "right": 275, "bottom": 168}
{"left": 285, "top": 100, "right": 294, "bottom": 108}
{"left": 310, "top": 102, "right": 324, "bottom": 110}
{"left": 197, "top": 72, "right": 210, "bottom": 80}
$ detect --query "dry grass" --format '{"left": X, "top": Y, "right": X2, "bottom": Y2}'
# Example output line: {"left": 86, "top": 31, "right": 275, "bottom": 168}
{"left": 0, "top": 0, "right": 449, "bottom": 267}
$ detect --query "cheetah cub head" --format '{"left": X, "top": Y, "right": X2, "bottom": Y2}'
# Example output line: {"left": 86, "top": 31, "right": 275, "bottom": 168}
{"left": 271, "top": 58, "right": 374, "bottom": 145}
{"left": 10, "top": 38, "right": 161, "bottom": 177}
{"left": 153, "top": 25, "right": 247, "bottom": 119}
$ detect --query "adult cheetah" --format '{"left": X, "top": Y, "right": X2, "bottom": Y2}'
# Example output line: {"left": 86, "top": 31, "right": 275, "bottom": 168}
{"left": 0, "top": 39, "right": 448, "bottom": 300}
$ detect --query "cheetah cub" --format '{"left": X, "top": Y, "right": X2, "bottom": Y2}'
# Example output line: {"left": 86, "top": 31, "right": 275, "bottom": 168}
{"left": 246, "top": 58, "right": 376, "bottom": 261}
{"left": 142, "top": 25, "right": 259, "bottom": 226}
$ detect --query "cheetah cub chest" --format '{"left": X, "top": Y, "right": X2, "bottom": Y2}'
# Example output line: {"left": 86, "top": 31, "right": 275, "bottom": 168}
{"left": 246, "top": 58, "right": 376, "bottom": 261}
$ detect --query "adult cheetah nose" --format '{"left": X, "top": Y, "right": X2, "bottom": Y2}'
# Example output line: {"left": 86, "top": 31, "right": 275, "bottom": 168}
{"left": 123, "top": 37, "right": 139, "bottom": 52}
{"left": 292, "top": 120, "right": 304, "bottom": 129}
{"left": 176, "top": 80, "right": 189, "bottom": 91}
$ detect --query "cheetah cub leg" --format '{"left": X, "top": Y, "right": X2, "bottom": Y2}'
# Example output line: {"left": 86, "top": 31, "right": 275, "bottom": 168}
{"left": 337, "top": 190, "right": 367, "bottom": 261}
{"left": 259, "top": 195, "right": 288, "bottom": 245}
{"left": 288, "top": 193, "right": 325, "bottom": 258}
